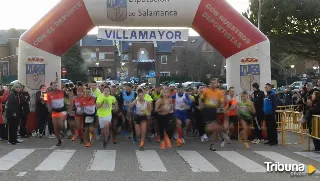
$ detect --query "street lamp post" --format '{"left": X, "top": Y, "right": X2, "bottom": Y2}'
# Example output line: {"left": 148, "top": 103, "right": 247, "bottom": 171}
{"left": 258, "top": 0, "right": 262, "bottom": 30}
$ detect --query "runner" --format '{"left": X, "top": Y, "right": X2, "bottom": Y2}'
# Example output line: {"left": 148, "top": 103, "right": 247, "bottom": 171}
{"left": 155, "top": 88, "right": 173, "bottom": 150}
{"left": 128, "top": 89, "right": 151, "bottom": 151}
{"left": 96, "top": 86, "right": 118, "bottom": 148}
{"left": 70, "top": 87, "right": 84, "bottom": 144}
{"left": 221, "top": 87, "right": 237, "bottom": 147}
{"left": 47, "top": 81, "right": 67, "bottom": 146}
{"left": 238, "top": 91, "right": 255, "bottom": 149}
{"left": 119, "top": 83, "right": 137, "bottom": 142}
{"left": 200, "top": 77, "right": 224, "bottom": 151}
{"left": 111, "top": 85, "right": 121, "bottom": 144}
{"left": 82, "top": 88, "right": 97, "bottom": 147}
{"left": 171, "top": 84, "right": 192, "bottom": 146}
{"left": 89, "top": 81, "right": 102, "bottom": 141}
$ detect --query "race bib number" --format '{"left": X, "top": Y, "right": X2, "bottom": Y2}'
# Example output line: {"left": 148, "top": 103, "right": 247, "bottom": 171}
{"left": 210, "top": 99, "right": 218, "bottom": 106}
{"left": 76, "top": 107, "right": 83, "bottom": 115}
{"left": 52, "top": 99, "right": 63, "bottom": 109}
{"left": 124, "top": 100, "right": 131, "bottom": 106}
{"left": 85, "top": 116, "right": 94, "bottom": 123}
{"left": 103, "top": 104, "right": 110, "bottom": 109}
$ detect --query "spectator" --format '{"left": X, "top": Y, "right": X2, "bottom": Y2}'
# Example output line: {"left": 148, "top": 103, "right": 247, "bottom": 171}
{"left": 251, "top": 83, "right": 265, "bottom": 144}
{"left": 35, "top": 85, "right": 49, "bottom": 137}
{"left": 6, "top": 83, "right": 24, "bottom": 145}
{"left": 20, "top": 85, "right": 31, "bottom": 138}
{"left": 283, "top": 88, "right": 293, "bottom": 105}
{"left": 0, "top": 85, "right": 9, "bottom": 140}
{"left": 263, "top": 83, "right": 278, "bottom": 146}
{"left": 308, "top": 91, "right": 320, "bottom": 151}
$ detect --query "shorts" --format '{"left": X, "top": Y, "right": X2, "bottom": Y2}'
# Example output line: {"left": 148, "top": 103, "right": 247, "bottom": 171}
{"left": 187, "top": 109, "right": 193, "bottom": 120}
{"left": 134, "top": 115, "right": 147, "bottom": 125}
{"left": 98, "top": 115, "right": 112, "bottom": 128}
{"left": 202, "top": 107, "right": 217, "bottom": 124}
{"left": 83, "top": 114, "right": 96, "bottom": 128}
{"left": 123, "top": 110, "right": 133, "bottom": 121}
{"left": 151, "top": 110, "right": 158, "bottom": 118}
{"left": 51, "top": 111, "right": 67, "bottom": 119}
{"left": 112, "top": 112, "right": 118, "bottom": 122}
{"left": 239, "top": 115, "right": 252, "bottom": 124}
{"left": 217, "top": 113, "right": 224, "bottom": 125}
{"left": 229, "top": 115, "right": 238, "bottom": 124}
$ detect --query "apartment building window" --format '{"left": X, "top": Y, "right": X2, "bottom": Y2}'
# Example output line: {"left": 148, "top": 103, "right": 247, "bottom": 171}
{"left": 160, "top": 71, "right": 170, "bottom": 77}
{"left": 99, "top": 52, "right": 105, "bottom": 60}
{"left": 161, "top": 55, "right": 167, "bottom": 64}
{"left": 91, "top": 52, "right": 97, "bottom": 60}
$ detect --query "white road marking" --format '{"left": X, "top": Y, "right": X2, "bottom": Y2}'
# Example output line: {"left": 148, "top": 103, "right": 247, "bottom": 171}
{"left": 49, "top": 145, "right": 57, "bottom": 150}
{"left": 0, "top": 149, "right": 35, "bottom": 171}
{"left": 16, "top": 172, "right": 27, "bottom": 177}
{"left": 177, "top": 151, "right": 219, "bottom": 172}
{"left": 136, "top": 150, "right": 167, "bottom": 172}
{"left": 216, "top": 151, "right": 266, "bottom": 172}
{"left": 35, "top": 150, "right": 76, "bottom": 171}
{"left": 88, "top": 150, "right": 116, "bottom": 171}
{"left": 295, "top": 152, "right": 320, "bottom": 162}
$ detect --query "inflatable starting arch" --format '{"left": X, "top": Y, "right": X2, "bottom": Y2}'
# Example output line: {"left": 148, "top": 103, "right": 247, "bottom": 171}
{"left": 18, "top": 0, "right": 270, "bottom": 108}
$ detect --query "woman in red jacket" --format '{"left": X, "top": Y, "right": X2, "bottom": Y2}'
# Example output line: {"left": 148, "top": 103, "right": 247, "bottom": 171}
{"left": 0, "top": 85, "right": 9, "bottom": 140}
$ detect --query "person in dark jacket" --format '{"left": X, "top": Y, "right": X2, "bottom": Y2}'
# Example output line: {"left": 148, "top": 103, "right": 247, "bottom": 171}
{"left": 251, "top": 83, "right": 265, "bottom": 144}
{"left": 283, "top": 88, "right": 293, "bottom": 105}
{"left": 19, "top": 85, "right": 30, "bottom": 138}
{"left": 309, "top": 91, "right": 320, "bottom": 151}
{"left": 6, "top": 83, "right": 24, "bottom": 145}
{"left": 263, "top": 83, "right": 278, "bottom": 146}
{"left": 35, "top": 85, "right": 49, "bottom": 137}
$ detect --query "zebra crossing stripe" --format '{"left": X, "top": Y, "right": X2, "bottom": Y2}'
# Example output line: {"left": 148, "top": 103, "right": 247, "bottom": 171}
{"left": 0, "top": 149, "right": 35, "bottom": 171}
{"left": 88, "top": 150, "right": 116, "bottom": 171}
{"left": 216, "top": 151, "right": 266, "bottom": 172}
{"left": 177, "top": 151, "right": 219, "bottom": 172}
{"left": 136, "top": 150, "right": 167, "bottom": 172}
{"left": 35, "top": 150, "right": 76, "bottom": 171}
{"left": 295, "top": 152, "right": 320, "bottom": 162}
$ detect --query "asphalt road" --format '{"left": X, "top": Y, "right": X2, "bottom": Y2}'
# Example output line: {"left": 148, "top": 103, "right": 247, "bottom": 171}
{"left": 0, "top": 134, "right": 319, "bottom": 181}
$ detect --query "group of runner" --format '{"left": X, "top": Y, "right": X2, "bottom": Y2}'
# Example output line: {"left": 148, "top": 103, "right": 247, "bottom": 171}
{"left": 44, "top": 77, "right": 256, "bottom": 151}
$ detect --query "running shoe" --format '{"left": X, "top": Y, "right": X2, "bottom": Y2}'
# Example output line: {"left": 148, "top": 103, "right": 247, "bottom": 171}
{"left": 56, "top": 140, "right": 62, "bottom": 146}
{"left": 103, "top": 140, "right": 107, "bottom": 148}
{"left": 86, "top": 142, "right": 91, "bottom": 147}
{"left": 132, "top": 136, "right": 137, "bottom": 143}
{"left": 221, "top": 141, "right": 225, "bottom": 148}
{"left": 112, "top": 139, "right": 117, "bottom": 144}
{"left": 139, "top": 146, "right": 144, "bottom": 151}
{"left": 80, "top": 138, "right": 84, "bottom": 144}
{"left": 244, "top": 142, "right": 250, "bottom": 149}
{"left": 156, "top": 136, "right": 160, "bottom": 143}
{"left": 251, "top": 139, "right": 260, "bottom": 144}
{"left": 71, "top": 136, "right": 76, "bottom": 141}
{"left": 160, "top": 141, "right": 165, "bottom": 150}
{"left": 210, "top": 144, "right": 216, "bottom": 151}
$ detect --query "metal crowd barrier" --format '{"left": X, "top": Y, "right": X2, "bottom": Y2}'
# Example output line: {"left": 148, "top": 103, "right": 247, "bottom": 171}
{"left": 275, "top": 107, "right": 320, "bottom": 150}
{"left": 308, "top": 115, "right": 320, "bottom": 150}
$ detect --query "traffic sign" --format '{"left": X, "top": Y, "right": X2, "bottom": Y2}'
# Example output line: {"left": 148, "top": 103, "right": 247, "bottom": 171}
{"left": 149, "top": 70, "right": 155, "bottom": 78}
{"left": 62, "top": 68, "right": 67, "bottom": 76}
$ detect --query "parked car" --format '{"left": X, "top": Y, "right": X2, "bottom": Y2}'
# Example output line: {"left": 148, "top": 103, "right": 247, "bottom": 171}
{"left": 61, "top": 79, "right": 73, "bottom": 85}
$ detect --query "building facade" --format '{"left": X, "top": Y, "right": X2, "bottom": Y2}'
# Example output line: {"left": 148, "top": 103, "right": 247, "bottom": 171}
{"left": 79, "top": 35, "right": 220, "bottom": 82}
